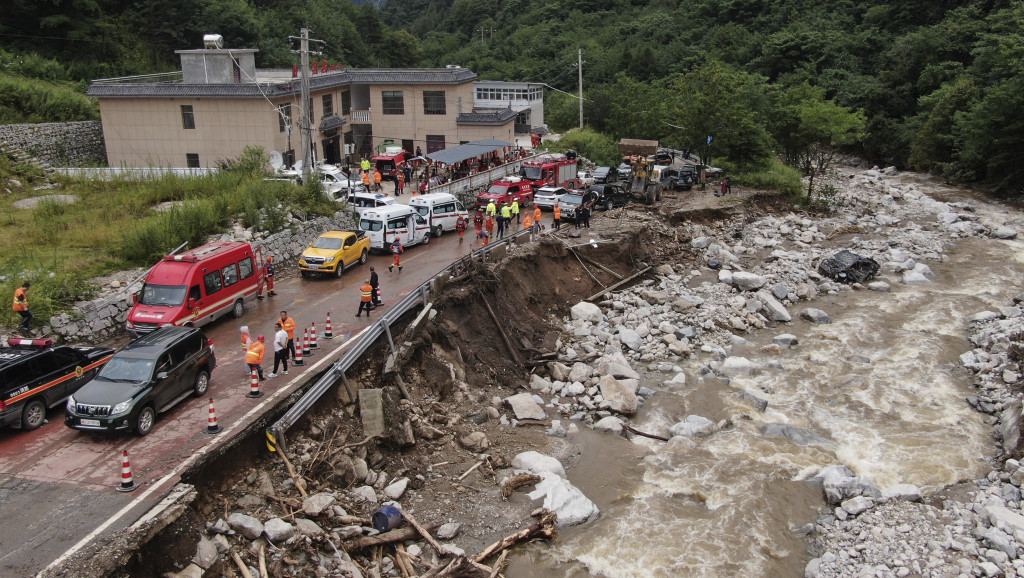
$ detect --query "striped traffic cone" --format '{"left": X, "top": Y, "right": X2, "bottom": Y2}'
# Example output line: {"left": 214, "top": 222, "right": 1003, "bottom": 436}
{"left": 116, "top": 449, "right": 139, "bottom": 492}
{"left": 302, "top": 328, "right": 313, "bottom": 357}
{"left": 309, "top": 322, "right": 319, "bottom": 349}
{"left": 294, "top": 337, "right": 305, "bottom": 366}
{"left": 204, "top": 398, "right": 222, "bottom": 434}
{"left": 324, "top": 312, "right": 333, "bottom": 339}
{"left": 247, "top": 368, "right": 263, "bottom": 398}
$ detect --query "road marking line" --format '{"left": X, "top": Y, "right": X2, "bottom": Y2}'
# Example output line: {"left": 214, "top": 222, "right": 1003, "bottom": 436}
{"left": 38, "top": 325, "right": 371, "bottom": 576}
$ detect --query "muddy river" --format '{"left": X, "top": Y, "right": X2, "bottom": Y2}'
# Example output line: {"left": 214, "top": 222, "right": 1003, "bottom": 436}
{"left": 507, "top": 232, "right": 1024, "bottom": 577}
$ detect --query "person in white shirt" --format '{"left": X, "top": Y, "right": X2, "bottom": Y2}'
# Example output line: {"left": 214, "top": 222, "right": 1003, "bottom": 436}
{"left": 268, "top": 322, "right": 290, "bottom": 377}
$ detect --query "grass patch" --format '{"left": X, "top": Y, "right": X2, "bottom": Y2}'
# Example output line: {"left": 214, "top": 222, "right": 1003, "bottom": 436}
{"left": 0, "top": 147, "right": 338, "bottom": 325}
{"left": 726, "top": 159, "right": 804, "bottom": 196}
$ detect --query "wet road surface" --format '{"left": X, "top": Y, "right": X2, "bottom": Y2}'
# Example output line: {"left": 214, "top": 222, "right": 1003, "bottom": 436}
{"left": 0, "top": 209, "right": 526, "bottom": 575}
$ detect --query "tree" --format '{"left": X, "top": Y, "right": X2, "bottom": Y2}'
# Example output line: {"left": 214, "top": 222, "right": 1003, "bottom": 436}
{"left": 775, "top": 84, "right": 865, "bottom": 197}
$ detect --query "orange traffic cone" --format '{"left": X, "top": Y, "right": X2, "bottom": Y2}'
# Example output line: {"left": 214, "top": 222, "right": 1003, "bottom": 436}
{"left": 247, "top": 368, "right": 263, "bottom": 398}
{"left": 324, "top": 312, "right": 333, "bottom": 339}
{"left": 204, "top": 398, "right": 222, "bottom": 434}
{"left": 309, "top": 322, "right": 319, "bottom": 349}
{"left": 294, "top": 337, "right": 305, "bottom": 366}
{"left": 302, "top": 328, "right": 313, "bottom": 357}
{"left": 116, "top": 449, "right": 139, "bottom": 492}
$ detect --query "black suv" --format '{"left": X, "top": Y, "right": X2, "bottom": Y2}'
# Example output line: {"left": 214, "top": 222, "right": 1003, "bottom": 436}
{"left": 66, "top": 326, "right": 216, "bottom": 436}
{"left": 0, "top": 338, "right": 114, "bottom": 431}
{"left": 592, "top": 166, "right": 616, "bottom": 184}
{"left": 588, "top": 184, "right": 631, "bottom": 211}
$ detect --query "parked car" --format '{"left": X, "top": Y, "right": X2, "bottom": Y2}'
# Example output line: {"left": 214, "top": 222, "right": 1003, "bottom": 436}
{"left": 593, "top": 166, "right": 616, "bottom": 184}
{"left": 347, "top": 190, "right": 396, "bottom": 218}
{"left": 556, "top": 190, "right": 599, "bottom": 221}
{"left": 125, "top": 241, "right": 264, "bottom": 338}
{"left": 534, "top": 186, "right": 569, "bottom": 211}
{"left": 298, "top": 230, "right": 370, "bottom": 278}
{"left": 576, "top": 171, "right": 596, "bottom": 187}
{"left": 0, "top": 337, "right": 114, "bottom": 431}
{"left": 66, "top": 326, "right": 216, "bottom": 436}
{"left": 617, "top": 163, "right": 632, "bottom": 181}
{"left": 588, "top": 184, "right": 632, "bottom": 210}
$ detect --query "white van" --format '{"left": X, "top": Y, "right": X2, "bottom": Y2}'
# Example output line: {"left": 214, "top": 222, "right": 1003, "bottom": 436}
{"left": 358, "top": 205, "right": 432, "bottom": 252}
{"left": 409, "top": 193, "right": 470, "bottom": 237}
{"left": 348, "top": 190, "right": 396, "bottom": 218}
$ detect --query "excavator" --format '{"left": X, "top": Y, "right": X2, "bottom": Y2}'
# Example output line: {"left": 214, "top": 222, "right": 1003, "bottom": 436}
{"left": 617, "top": 139, "right": 663, "bottom": 205}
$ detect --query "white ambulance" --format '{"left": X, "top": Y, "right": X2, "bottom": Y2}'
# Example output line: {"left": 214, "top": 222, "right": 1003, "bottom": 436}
{"left": 358, "top": 205, "right": 432, "bottom": 252}
{"left": 408, "top": 192, "right": 469, "bottom": 237}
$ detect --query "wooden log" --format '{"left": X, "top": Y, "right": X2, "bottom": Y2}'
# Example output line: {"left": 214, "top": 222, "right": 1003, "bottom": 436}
{"left": 349, "top": 526, "right": 432, "bottom": 550}
{"left": 402, "top": 510, "right": 457, "bottom": 557}
{"left": 585, "top": 267, "right": 651, "bottom": 302}
{"left": 578, "top": 254, "right": 624, "bottom": 279}
{"left": 230, "top": 551, "right": 255, "bottom": 578}
{"left": 276, "top": 449, "right": 307, "bottom": 497}
{"left": 478, "top": 291, "right": 522, "bottom": 366}
{"left": 622, "top": 423, "right": 669, "bottom": 442}
{"left": 472, "top": 511, "right": 558, "bottom": 563}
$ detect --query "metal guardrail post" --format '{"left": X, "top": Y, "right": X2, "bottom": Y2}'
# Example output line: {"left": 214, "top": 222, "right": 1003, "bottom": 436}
{"left": 382, "top": 319, "right": 397, "bottom": 355}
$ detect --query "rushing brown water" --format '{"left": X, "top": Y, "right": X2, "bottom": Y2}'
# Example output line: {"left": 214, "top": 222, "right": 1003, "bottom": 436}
{"left": 509, "top": 233, "right": 1024, "bottom": 577}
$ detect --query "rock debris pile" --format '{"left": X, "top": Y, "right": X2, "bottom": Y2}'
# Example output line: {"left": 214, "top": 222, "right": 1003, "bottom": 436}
{"left": 540, "top": 166, "right": 1024, "bottom": 578}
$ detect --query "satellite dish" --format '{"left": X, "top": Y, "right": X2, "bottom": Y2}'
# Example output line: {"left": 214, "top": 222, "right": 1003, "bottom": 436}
{"left": 269, "top": 151, "right": 284, "bottom": 171}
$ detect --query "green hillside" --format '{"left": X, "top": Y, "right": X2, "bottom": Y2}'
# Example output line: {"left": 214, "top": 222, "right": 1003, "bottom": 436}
{"left": 4, "top": 0, "right": 1024, "bottom": 193}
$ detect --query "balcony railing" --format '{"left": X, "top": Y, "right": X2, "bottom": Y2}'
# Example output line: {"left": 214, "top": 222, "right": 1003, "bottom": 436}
{"left": 352, "top": 110, "right": 371, "bottom": 123}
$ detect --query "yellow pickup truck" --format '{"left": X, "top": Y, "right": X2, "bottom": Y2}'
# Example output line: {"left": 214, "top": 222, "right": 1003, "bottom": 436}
{"left": 298, "top": 230, "right": 370, "bottom": 278}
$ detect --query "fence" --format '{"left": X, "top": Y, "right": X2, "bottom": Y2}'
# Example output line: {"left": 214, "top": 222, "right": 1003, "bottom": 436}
{"left": 266, "top": 226, "right": 531, "bottom": 454}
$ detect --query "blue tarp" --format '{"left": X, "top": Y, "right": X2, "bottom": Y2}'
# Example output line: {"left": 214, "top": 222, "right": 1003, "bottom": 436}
{"left": 425, "top": 139, "right": 512, "bottom": 165}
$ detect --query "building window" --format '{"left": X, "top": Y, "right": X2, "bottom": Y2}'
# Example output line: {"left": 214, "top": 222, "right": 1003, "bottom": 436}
{"left": 382, "top": 91, "right": 404, "bottom": 115}
{"left": 278, "top": 103, "right": 291, "bottom": 133}
{"left": 181, "top": 105, "right": 195, "bottom": 130}
{"left": 322, "top": 94, "right": 333, "bottom": 117}
{"left": 186, "top": 153, "right": 200, "bottom": 168}
{"left": 423, "top": 91, "right": 446, "bottom": 115}
{"left": 341, "top": 91, "right": 351, "bottom": 115}
{"left": 426, "top": 135, "right": 445, "bottom": 154}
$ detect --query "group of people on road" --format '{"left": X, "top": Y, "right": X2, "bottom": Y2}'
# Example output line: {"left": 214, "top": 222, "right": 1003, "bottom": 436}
{"left": 240, "top": 310, "right": 297, "bottom": 381}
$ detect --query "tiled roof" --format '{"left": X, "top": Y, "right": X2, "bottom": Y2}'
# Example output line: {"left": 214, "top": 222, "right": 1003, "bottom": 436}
{"left": 86, "top": 67, "right": 478, "bottom": 98}
{"left": 318, "top": 114, "right": 346, "bottom": 131}
{"left": 456, "top": 109, "right": 518, "bottom": 126}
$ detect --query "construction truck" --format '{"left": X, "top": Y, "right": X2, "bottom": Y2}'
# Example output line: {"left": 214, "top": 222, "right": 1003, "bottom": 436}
{"left": 617, "top": 139, "right": 663, "bottom": 205}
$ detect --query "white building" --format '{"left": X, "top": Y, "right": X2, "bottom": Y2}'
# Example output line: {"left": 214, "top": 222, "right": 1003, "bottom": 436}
{"left": 472, "top": 81, "right": 545, "bottom": 134}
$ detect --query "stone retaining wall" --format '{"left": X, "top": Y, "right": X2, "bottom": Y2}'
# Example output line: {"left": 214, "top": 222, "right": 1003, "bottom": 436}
{"left": 48, "top": 210, "right": 359, "bottom": 342}
{"left": 0, "top": 121, "right": 106, "bottom": 169}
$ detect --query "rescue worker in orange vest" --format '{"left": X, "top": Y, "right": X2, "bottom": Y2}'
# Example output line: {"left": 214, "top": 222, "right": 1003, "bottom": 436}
{"left": 239, "top": 325, "right": 252, "bottom": 375}
{"left": 523, "top": 213, "right": 533, "bottom": 230}
{"left": 553, "top": 204, "right": 562, "bottom": 230}
{"left": 245, "top": 335, "right": 266, "bottom": 381}
{"left": 279, "top": 311, "right": 297, "bottom": 361}
{"left": 396, "top": 173, "right": 405, "bottom": 196}
{"left": 532, "top": 205, "right": 543, "bottom": 237}
{"left": 361, "top": 171, "right": 371, "bottom": 188}
{"left": 356, "top": 280, "right": 374, "bottom": 317}
{"left": 373, "top": 169, "right": 383, "bottom": 191}
{"left": 13, "top": 281, "right": 31, "bottom": 333}
{"left": 258, "top": 256, "right": 276, "bottom": 300}
{"left": 456, "top": 215, "right": 467, "bottom": 243}
{"left": 388, "top": 238, "right": 403, "bottom": 272}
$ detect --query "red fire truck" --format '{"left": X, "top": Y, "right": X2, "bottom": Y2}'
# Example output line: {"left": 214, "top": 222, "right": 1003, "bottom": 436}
{"left": 372, "top": 147, "right": 408, "bottom": 180}
{"left": 519, "top": 153, "right": 578, "bottom": 189}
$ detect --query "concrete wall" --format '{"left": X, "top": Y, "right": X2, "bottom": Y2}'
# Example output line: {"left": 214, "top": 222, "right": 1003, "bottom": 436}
{"left": 48, "top": 209, "right": 358, "bottom": 342}
{"left": 0, "top": 121, "right": 106, "bottom": 169}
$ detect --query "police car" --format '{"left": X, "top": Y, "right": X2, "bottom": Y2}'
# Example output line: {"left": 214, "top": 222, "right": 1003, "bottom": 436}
{"left": 0, "top": 337, "right": 114, "bottom": 431}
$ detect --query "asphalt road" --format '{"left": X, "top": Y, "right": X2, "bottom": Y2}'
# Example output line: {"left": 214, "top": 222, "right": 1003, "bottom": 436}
{"left": 0, "top": 211, "right": 509, "bottom": 576}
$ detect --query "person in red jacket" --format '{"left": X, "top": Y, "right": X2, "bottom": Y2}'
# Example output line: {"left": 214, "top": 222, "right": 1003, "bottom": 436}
{"left": 388, "top": 238, "right": 403, "bottom": 272}
{"left": 456, "top": 215, "right": 467, "bottom": 243}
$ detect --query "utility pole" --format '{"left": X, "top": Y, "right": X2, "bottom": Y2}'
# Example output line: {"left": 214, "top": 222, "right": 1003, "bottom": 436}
{"left": 299, "top": 28, "right": 312, "bottom": 184}
{"left": 578, "top": 48, "right": 583, "bottom": 130}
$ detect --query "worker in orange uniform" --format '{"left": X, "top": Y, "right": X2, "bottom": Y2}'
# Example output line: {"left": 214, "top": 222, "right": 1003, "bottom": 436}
{"left": 388, "top": 237, "right": 404, "bottom": 272}
{"left": 373, "top": 169, "right": 383, "bottom": 191}
{"left": 553, "top": 204, "right": 562, "bottom": 230}
{"left": 245, "top": 335, "right": 266, "bottom": 381}
{"left": 239, "top": 325, "right": 253, "bottom": 375}
{"left": 396, "top": 173, "right": 405, "bottom": 196}
{"left": 12, "top": 281, "right": 31, "bottom": 333}
{"left": 523, "top": 213, "right": 535, "bottom": 242}
{"left": 279, "top": 310, "right": 297, "bottom": 361}
{"left": 533, "top": 206, "right": 542, "bottom": 236}
{"left": 356, "top": 280, "right": 374, "bottom": 317}
{"left": 361, "top": 171, "right": 371, "bottom": 189}
{"left": 258, "top": 257, "right": 276, "bottom": 300}
{"left": 456, "top": 214, "right": 467, "bottom": 243}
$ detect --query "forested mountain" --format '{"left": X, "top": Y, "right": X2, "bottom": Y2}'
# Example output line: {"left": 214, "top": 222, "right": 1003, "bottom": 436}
{"left": 3, "top": 0, "right": 1024, "bottom": 193}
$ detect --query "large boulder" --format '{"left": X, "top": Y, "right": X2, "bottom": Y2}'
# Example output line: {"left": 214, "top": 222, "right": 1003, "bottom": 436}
{"left": 816, "top": 465, "right": 881, "bottom": 504}
{"left": 571, "top": 302, "right": 604, "bottom": 323}
{"left": 731, "top": 272, "right": 767, "bottom": 291}
{"left": 598, "top": 375, "right": 639, "bottom": 415}
{"left": 526, "top": 471, "right": 599, "bottom": 527}
{"left": 512, "top": 451, "right": 566, "bottom": 478}
{"left": 263, "top": 518, "right": 296, "bottom": 543}
{"left": 800, "top": 308, "right": 831, "bottom": 324}
{"left": 227, "top": 513, "right": 264, "bottom": 540}
{"left": 593, "top": 416, "right": 624, "bottom": 434}
{"left": 303, "top": 493, "right": 336, "bottom": 516}
{"left": 618, "top": 328, "right": 644, "bottom": 351}
{"left": 669, "top": 415, "right": 717, "bottom": 437}
{"left": 720, "top": 357, "right": 760, "bottom": 376}
{"left": 756, "top": 290, "right": 792, "bottom": 322}
{"left": 760, "top": 424, "right": 836, "bottom": 448}
{"left": 505, "top": 393, "right": 546, "bottom": 420}
{"left": 568, "top": 362, "right": 592, "bottom": 383}
{"left": 605, "top": 361, "right": 640, "bottom": 380}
